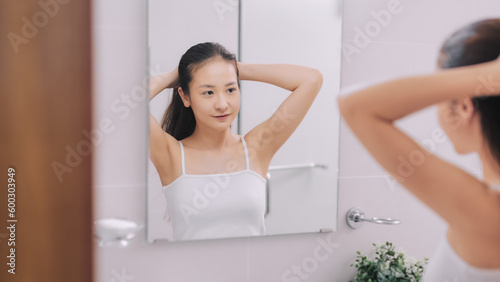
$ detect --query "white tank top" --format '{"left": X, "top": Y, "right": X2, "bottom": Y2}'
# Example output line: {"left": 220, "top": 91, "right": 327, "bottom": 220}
{"left": 423, "top": 184, "right": 500, "bottom": 281}
{"left": 162, "top": 135, "right": 267, "bottom": 241}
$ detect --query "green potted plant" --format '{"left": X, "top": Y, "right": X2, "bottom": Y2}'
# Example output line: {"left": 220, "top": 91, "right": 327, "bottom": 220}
{"left": 350, "top": 242, "right": 428, "bottom": 282}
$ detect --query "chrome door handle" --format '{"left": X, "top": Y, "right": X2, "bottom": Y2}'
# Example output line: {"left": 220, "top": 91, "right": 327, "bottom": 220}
{"left": 346, "top": 207, "right": 400, "bottom": 229}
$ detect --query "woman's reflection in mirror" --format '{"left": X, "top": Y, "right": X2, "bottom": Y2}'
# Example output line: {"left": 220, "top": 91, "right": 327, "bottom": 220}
{"left": 149, "top": 42, "right": 323, "bottom": 241}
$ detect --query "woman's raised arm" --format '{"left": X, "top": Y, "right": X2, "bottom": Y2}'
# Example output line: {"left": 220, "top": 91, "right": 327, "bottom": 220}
{"left": 337, "top": 58, "right": 500, "bottom": 231}
{"left": 240, "top": 63, "right": 323, "bottom": 167}
{"left": 150, "top": 69, "right": 178, "bottom": 101}
{"left": 149, "top": 70, "right": 180, "bottom": 182}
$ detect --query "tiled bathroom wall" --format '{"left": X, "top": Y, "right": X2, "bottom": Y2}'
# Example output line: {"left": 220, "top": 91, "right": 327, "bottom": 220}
{"left": 92, "top": 1, "right": 500, "bottom": 281}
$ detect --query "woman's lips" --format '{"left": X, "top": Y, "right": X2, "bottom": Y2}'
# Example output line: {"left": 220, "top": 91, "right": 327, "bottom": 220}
{"left": 215, "top": 114, "right": 229, "bottom": 120}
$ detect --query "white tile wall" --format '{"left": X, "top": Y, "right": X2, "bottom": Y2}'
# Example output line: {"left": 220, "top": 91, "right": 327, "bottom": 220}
{"left": 93, "top": 1, "right": 500, "bottom": 281}
{"left": 91, "top": 0, "right": 148, "bottom": 189}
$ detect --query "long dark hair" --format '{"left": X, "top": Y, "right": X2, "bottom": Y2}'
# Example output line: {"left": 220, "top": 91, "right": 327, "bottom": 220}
{"left": 162, "top": 42, "right": 239, "bottom": 140}
{"left": 438, "top": 19, "right": 500, "bottom": 165}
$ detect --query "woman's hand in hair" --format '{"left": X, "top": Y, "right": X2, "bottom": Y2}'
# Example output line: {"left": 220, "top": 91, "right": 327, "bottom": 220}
{"left": 469, "top": 57, "right": 500, "bottom": 98}
{"left": 149, "top": 69, "right": 179, "bottom": 101}
{"left": 493, "top": 54, "right": 500, "bottom": 81}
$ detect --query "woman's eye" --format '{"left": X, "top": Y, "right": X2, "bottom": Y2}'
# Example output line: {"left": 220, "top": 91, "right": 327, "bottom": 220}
{"left": 227, "top": 88, "right": 236, "bottom": 94}
{"left": 203, "top": 91, "right": 214, "bottom": 95}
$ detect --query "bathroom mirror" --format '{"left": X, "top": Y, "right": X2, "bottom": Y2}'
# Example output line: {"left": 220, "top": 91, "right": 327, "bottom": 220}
{"left": 147, "top": 0, "right": 342, "bottom": 242}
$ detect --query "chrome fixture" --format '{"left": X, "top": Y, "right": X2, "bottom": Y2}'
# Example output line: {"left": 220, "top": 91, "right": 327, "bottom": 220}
{"left": 346, "top": 207, "right": 400, "bottom": 229}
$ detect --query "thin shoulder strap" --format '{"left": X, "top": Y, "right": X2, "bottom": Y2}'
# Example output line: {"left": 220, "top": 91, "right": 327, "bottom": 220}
{"left": 178, "top": 141, "right": 186, "bottom": 175}
{"left": 241, "top": 135, "right": 250, "bottom": 170}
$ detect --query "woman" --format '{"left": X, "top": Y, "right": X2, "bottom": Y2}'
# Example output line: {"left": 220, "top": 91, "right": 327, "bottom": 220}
{"left": 338, "top": 19, "right": 500, "bottom": 280}
{"left": 149, "top": 42, "right": 322, "bottom": 241}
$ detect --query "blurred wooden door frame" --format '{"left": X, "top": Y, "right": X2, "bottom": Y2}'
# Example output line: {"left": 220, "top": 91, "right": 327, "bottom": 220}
{"left": 0, "top": 1, "right": 94, "bottom": 282}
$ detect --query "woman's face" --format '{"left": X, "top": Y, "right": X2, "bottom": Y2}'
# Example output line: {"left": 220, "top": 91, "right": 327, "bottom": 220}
{"left": 182, "top": 58, "right": 240, "bottom": 132}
